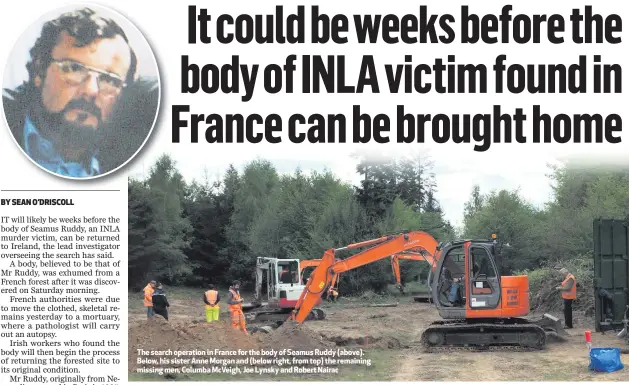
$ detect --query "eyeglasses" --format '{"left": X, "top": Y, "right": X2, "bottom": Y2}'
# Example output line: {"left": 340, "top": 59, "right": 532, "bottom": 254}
{"left": 52, "top": 59, "right": 126, "bottom": 95}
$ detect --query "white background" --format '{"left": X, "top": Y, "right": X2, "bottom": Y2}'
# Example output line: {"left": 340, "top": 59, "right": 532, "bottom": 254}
{"left": 0, "top": 0, "right": 628, "bottom": 384}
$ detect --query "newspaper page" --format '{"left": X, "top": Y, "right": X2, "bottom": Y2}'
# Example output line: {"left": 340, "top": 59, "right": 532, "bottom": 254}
{"left": 1, "top": 1, "right": 628, "bottom": 385}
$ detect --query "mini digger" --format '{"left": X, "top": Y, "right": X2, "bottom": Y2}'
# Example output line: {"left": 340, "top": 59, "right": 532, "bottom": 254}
{"left": 289, "top": 231, "right": 569, "bottom": 351}
{"left": 242, "top": 257, "right": 326, "bottom": 326}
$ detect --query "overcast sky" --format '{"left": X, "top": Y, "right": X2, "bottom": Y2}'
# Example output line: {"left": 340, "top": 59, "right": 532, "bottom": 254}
{"left": 128, "top": 144, "right": 564, "bottom": 230}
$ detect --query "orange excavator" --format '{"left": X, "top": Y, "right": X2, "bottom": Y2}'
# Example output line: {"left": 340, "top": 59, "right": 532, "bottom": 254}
{"left": 290, "top": 230, "right": 568, "bottom": 351}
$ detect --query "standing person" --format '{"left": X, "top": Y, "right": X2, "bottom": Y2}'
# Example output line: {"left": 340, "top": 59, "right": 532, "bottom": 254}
{"left": 555, "top": 268, "right": 576, "bottom": 329}
{"left": 151, "top": 283, "right": 170, "bottom": 321}
{"left": 227, "top": 281, "right": 248, "bottom": 335}
{"left": 143, "top": 280, "right": 156, "bottom": 318}
{"left": 204, "top": 284, "right": 220, "bottom": 323}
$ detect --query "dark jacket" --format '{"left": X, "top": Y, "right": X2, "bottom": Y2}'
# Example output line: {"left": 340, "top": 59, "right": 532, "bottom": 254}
{"left": 151, "top": 289, "right": 170, "bottom": 310}
{"left": 2, "top": 77, "right": 159, "bottom": 174}
{"left": 2, "top": 85, "right": 30, "bottom": 150}
{"left": 227, "top": 287, "right": 244, "bottom": 305}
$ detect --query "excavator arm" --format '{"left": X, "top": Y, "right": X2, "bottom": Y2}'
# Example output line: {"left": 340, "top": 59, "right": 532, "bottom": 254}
{"left": 391, "top": 252, "right": 432, "bottom": 290}
{"left": 304, "top": 252, "right": 435, "bottom": 294}
{"left": 291, "top": 231, "right": 439, "bottom": 323}
{"left": 300, "top": 259, "right": 340, "bottom": 290}
{"left": 253, "top": 258, "right": 269, "bottom": 305}
{"left": 299, "top": 259, "right": 323, "bottom": 271}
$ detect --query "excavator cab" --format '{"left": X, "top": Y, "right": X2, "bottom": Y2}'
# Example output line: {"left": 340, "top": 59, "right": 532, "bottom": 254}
{"left": 423, "top": 238, "right": 567, "bottom": 350}
{"left": 432, "top": 240, "right": 513, "bottom": 320}
{"left": 434, "top": 243, "right": 466, "bottom": 311}
{"left": 254, "top": 257, "right": 303, "bottom": 309}
{"left": 278, "top": 259, "right": 299, "bottom": 285}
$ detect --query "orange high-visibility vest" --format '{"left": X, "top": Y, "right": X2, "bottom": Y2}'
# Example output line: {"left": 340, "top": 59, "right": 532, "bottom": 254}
{"left": 229, "top": 289, "right": 242, "bottom": 312}
{"left": 561, "top": 273, "right": 577, "bottom": 300}
{"left": 205, "top": 290, "right": 219, "bottom": 309}
{"left": 143, "top": 284, "right": 154, "bottom": 307}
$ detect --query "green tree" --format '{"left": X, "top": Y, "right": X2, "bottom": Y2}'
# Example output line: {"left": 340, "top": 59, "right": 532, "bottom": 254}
{"left": 225, "top": 160, "right": 280, "bottom": 286}
{"left": 128, "top": 178, "right": 159, "bottom": 289}
{"left": 463, "top": 185, "right": 484, "bottom": 220}
{"left": 182, "top": 169, "right": 236, "bottom": 286}
{"left": 128, "top": 155, "right": 194, "bottom": 288}
{"left": 540, "top": 163, "right": 629, "bottom": 260}
{"left": 355, "top": 152, "right": 398, "bottom": 221}
{"left": 462, "top": 189, "right": 544, "bottom": 273}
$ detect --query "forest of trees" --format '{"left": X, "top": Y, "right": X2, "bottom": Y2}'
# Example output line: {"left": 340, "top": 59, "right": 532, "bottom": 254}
{"left": 128, "top": 153, "right": 629, "bottom": 297}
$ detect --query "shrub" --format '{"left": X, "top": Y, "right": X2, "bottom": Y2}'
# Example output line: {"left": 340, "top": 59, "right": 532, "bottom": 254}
{"left": 515, "top": 254, "right": 593, "bottom": 315}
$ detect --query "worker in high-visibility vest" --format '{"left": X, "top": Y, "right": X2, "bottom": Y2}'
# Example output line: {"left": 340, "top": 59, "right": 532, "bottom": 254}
{"left": 204, "top": 284, "right": 221, "bottom": 323}
{"left": 556, "top": 268, "right": 576, "bottom": 329}
{"left": 227, "top": 281, "right": 248, "bottom": 335}
{"left": 143, "top": 280, "right": 156, "bottom": 318}
{"left": 328, "top": 286, "right": 338, "bottom": 302}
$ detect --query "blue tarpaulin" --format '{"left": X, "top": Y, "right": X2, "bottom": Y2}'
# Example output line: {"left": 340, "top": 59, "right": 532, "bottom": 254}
{"left": 588, "top": 348, "right": 624, "bottom": 373}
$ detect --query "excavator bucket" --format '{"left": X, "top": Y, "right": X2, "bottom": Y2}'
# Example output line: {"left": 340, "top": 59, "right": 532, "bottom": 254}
{"left": 536, "top": 313, "right": 570, "bottom": 342}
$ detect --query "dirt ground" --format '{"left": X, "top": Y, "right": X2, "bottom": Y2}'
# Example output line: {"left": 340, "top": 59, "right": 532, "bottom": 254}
{"left": 310, "top": 300, "right": 628, "bottom": 381}
{"left": 129, "top": 289, "right": 629, "bottom": 381}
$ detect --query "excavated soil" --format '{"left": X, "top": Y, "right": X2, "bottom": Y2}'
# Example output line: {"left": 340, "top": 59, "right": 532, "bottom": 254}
{"left": 260, "top": 320, "right": 336, "bottom": 350}
{"left": 128, "top": 316, "right": 261, "bottom": 372}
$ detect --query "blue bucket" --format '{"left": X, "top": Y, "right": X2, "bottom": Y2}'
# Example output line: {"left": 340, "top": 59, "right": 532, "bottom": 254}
{"left": 588, "top": 348, "right": 624, "bottom": 373}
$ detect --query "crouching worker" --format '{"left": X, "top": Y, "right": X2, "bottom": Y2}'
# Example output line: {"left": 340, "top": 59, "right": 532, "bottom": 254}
{"left": 151, "top": 283, "right": 170, "bottom": 321}
{"left": 204, "top": 284, "right": 220, "bottom": 323}
{"left": 228, "top": 281, "right": 248, "bottom": 335}
{"left": 328, "top": 287, "right": 338, "bottom": 302}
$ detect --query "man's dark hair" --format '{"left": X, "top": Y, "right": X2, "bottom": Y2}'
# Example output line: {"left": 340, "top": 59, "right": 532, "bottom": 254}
{"left": 26, "top": 7, "right": 137, "bottom": 86}
{"left": 208, "top": 284, "right": 215, "bottom": 290}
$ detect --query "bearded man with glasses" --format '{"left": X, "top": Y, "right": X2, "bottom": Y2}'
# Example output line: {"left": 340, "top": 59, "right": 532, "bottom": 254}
{"left": 3, "top": 8, "right": 158, "bottom": 178}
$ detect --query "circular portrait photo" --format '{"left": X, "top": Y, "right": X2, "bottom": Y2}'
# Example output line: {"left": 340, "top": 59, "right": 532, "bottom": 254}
{"left": 2, "top": 4, "right": 160, "bottom": 179}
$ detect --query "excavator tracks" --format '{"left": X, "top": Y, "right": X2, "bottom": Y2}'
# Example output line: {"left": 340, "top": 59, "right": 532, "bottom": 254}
{"left": 419, "top": 319, "right": 547, "bottom": 353}
{"left": 247, "top": 307, "right": 325, "bottom": 324}
{"left": 247, "top": 307, "right": 327, "bottom": 334}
